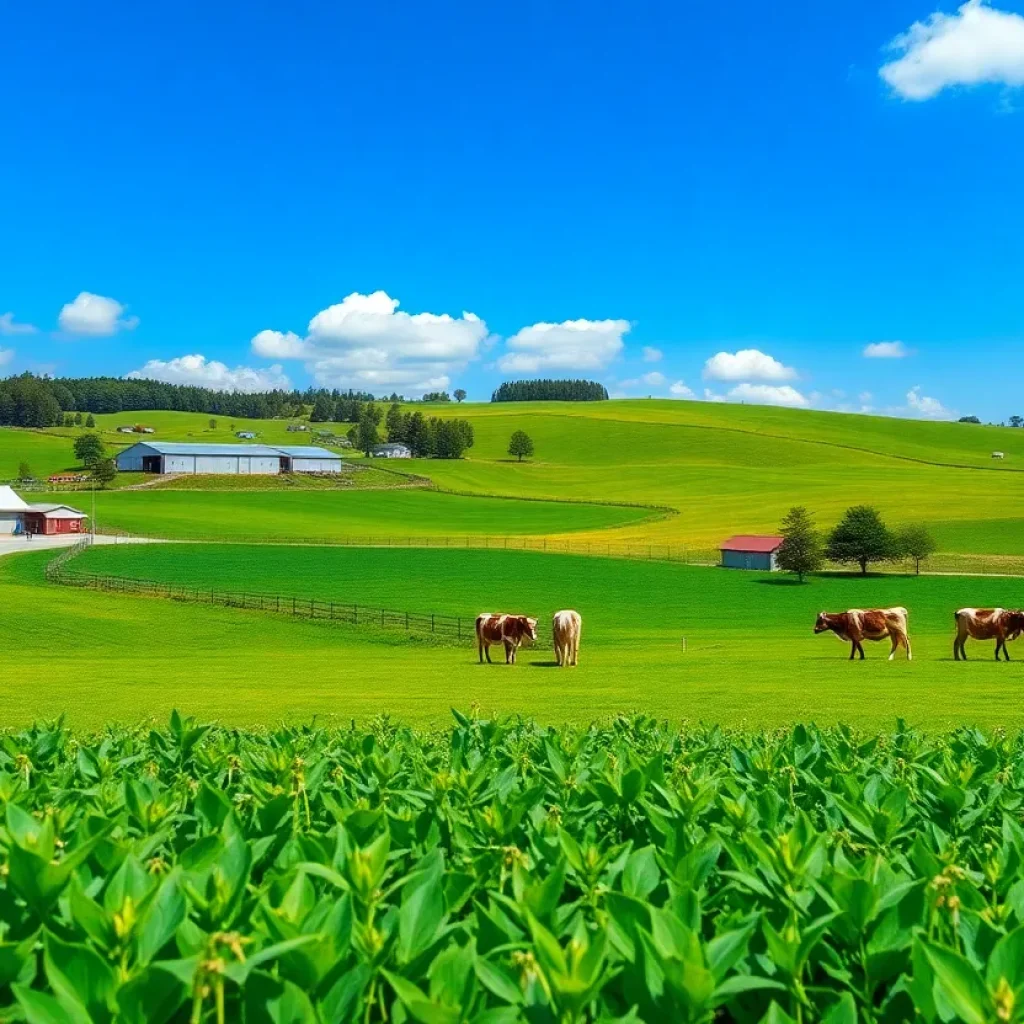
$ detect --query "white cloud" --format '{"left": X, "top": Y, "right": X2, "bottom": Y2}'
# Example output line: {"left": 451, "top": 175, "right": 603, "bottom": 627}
{"left": 58, "top": 292, "right": 138, "bottom": 336}
{"left": 905, "top": 385, "right": 954, "bottom": 419}
{"left": 859, "top": 391, "right": 873, "bottom": 404}
{"left": 703, "top": 388, "right": 727, "bottom": 403}
{"left": 670, "top": 380, "right": 695, "bottom": 398}
{"left": 127, "top": 354, "right": 291, "bottom": 393}
{"left": 251, "top": 290, "right": 489, "bottom": 392}
{"left": 0, "top": 348, "right": 14, "bottom": 367}
{"left": 641, "top": 371, "right": 665, "bottom": 387}
{"left": 726, "top": 382, "right": 810, "bottom": 408}
{"left": 0, "top": 313, "right": 37, "bottom": 336}
{"left": 498, "top": 318, "right": 629, "bottom": 374}
{"left": 641, "top": 346, "right": 662, "bottom": 363}
{"left": 703, "top": 348, "right": 797, "bottom": 382}
{"left": 863, "top": 341, "right": 909, "bottom": 359}
{"left": 880, "top": 0, "right": 1024, "bottom": 100}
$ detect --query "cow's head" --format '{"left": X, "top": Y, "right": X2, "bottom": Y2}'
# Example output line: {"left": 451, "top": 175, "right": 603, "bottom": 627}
{"left": 1008, "top": 610, "right": 1024, "bottom": 639}
{"left": 521, "top": 616, "right": 538, "bottom": 642}
{"left": 813, "top": 612, "right": 832, "bottom": 634}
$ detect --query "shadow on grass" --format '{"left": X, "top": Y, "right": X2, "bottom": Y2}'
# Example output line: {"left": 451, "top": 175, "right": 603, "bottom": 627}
{"left": 753, "top": 578, "right": 811, "bottom": 586}
{"left": 528, "top": 660, "right": 562, "bottom": 668}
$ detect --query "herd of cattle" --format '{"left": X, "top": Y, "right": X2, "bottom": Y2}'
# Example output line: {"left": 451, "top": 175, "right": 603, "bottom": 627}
{"left": 814, "top": 606, "right": 1024, "bottom": 661}
{"left": 476, "top": 607, "right": 1024, "bottom": 665}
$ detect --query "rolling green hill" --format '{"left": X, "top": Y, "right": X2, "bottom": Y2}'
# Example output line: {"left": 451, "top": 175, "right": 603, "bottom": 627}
{"left": 4, "top": 398, "right": 1024, "bottom": 555}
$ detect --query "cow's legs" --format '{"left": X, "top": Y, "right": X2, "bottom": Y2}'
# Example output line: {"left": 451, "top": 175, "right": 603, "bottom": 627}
{"left": 888, "top": 634, "right": 898, "bottom": 661}
{"left": 905, "top": 634, "right": 912, "bottom": 661}
{"left": 857, "top": 640, "right": 866, "bottom": 660}
{"left": 484, "top": 642, "right": 493, "bottom": 664}
{"left": 996, "top": 638, "right": 1007, "bottom": 661}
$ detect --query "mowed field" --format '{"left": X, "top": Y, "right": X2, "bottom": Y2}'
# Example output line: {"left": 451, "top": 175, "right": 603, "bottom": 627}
{"left": 7, "top": 399, "right": 1024, "bottom": 554}
{"left": 5, "top": 542, "right": 1023, "bottom": 730}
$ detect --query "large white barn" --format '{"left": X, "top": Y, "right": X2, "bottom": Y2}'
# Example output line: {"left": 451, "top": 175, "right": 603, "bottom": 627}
{"left": 115, "top": 442, "right": 344, "bottom": 475}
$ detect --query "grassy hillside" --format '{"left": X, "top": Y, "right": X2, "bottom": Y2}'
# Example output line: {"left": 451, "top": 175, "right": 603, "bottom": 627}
{"left": 88, "top": 488, "right": 652, "bottom": 541}
{"left": 7, "top": 398, "right": 1024, "bottom": 554}
{"left": 0, "top": 541, "right": 1006, "bottom": 730}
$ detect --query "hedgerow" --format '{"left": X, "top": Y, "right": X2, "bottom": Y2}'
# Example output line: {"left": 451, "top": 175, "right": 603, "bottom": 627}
{"left": 1, "top": 711, "right": 1022, "bottom": 1022}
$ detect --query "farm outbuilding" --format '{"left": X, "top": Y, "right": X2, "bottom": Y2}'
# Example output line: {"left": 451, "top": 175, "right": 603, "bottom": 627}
{"left": 0, "top": 486, "right": 30, "bottom": 536}
{"left": 370, "top": 443, "right": 412, "bottom": 459}
{"left": 115, "top": 442, "right": 343, "bottom": 476}
{"left": 720, "top": 535, "right": 784, "bottom": 571}
{"left": 23, "top": 504, "right": 88, "bottom": 536}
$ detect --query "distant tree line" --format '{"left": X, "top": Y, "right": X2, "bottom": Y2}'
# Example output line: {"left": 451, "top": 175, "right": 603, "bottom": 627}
{"left": 491, "top": 379, "right": 609, "bottom": 403}
{"left": 0, "top": 372, "right": 471, "bottom": 428}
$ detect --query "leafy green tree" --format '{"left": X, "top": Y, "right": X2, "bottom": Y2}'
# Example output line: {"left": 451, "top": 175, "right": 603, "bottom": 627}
{"left": 386, "top": 403, "right": 406, "bottom": 442}
{"left": 776, "top": 506, "right": 823, "bottom": 582}
{"left": 309, "top": 394, "right": 333, "bottom": 422}
{"left": 508, "top": 430, "right": 535, "bottom": 462}
{"left": 17, "top": 461, "right": 31, "bottom": 481}
{"left": 63, "top": 414, "right": 74, "bottom": 428}
{"left": 406, "top": 412, "right": 432, "bottom": 457}
{"left": 958, "top": 415, "right": 980, "bottom": 424}
{"left": 357, "top": 407, "right": 380, "bottom": 456}
{"left": 492, "top": 379, "right": 609, "bottom": 402}
{"left": 85, "top": 414, "right": 95, "bottom": 428}
{"left": 826, "top": 505, "right": 896, "bottom": 575}
{"left": 73, "top": 433, "right": 106, "bottom": 469}
{"left": 92, "top": 457, "right": 118, "bottom": 488}
{"left": 895, "top": 523, "right": 938, "bottom": 575}
{"left": 454, "top": 389, "right": 466, "bottom": 403}
{"left": 73, "top": 412, "right": 83, "bottom": 425}
{"left": 209, "top": 418, "right": 217, "bottom": 430}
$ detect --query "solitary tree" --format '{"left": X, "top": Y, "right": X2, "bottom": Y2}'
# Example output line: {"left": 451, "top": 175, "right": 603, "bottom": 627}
{"left": 17, "top": 461, "right": 31, "bottom": 481}
{"left": 357, "top": 407, "right": 380, "bottom": 456}
{"left": 209, "top": 418, "right": 217, "bottom": 430}
{"left": 826, "top": 505, "right": 896, "bottom": 575}
{"left": 958, "top": 415, "right": 980, "bottom": 424}
{"left": 508, "top": 430, "right": 535, "bottom": 462}
{"left": 1011, "top": 415, "right": 1024, "bottom": 429}
{"left": 895, "top": 523, "right": 937, "bottom": 575}
{"left": 92, "top": 458, "right": 118, "bottom": 489}
{"left": 776, "top": 506, "right": 823, "bottom": 582}
{"left": 73, "top": 433, "right": 106, "bottom": 469}
{"left": 85, "top": 414, "right": 95, "bottom": 428}
{"left": 454, "top": 389, "right": 467, "bottom": 403}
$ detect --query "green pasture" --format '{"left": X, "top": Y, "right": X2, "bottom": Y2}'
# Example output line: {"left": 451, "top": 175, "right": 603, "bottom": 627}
{"left": 88, "top": 488, "right": 651, "bottom": 540}
{"left": 0, "top": 429, "right": 78, "bottom": 480}
{"left": 4, "top": 542, "right": 1020, "bottom": 730}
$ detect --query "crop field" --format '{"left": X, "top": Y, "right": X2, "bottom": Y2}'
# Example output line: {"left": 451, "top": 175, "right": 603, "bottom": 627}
{"left": 4, "top": 544, "right": 1024, "bottom": 730}
{"left": 1, "top": 712, "right": 1022, "bottom": 1022}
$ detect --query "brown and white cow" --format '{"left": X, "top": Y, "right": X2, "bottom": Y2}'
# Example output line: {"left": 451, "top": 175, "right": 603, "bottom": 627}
{"left": 476, "top": 613, "right": 538, "bottom": 664}
{"left": 553, "top": 610, "right": 582, "bottom": 667}
{"left": 953, "top": 608, "right": 1024, "bottom": 661}
{"left": 814, "top": 607, "right": 912, "bottom": 661}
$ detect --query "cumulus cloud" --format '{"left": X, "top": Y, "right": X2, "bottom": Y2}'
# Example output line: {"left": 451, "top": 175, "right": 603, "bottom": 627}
{"left": 641, "top": 371, "right": 665, "bottom": 387}
{"left": 725, "top": 382, "right": 810, "bottom": 408}
{"left": 251, "top": 290, "right": 489, "bottom": 392}
{"left": 0, "top": 313, "right": 37, "bottom": 336}
{"left": 58, "top": 292, "right": 138, "bottom": 336}
{"left": 905, "top": 385, "right": 955, "bottom": 419}
{"left": 863, "top": 341, "right": 909, "bottom": 358}
{"left": 498, "top": 318, "right": 629, "bottom": 374}
{"left": 127, "top": 354, "right": 291, "bottom": 393}
{"left": 0, "top": 348, "right": 14, "bottom": 367}
{"left": 880, "top": 0, "right": 1024, "bottom": 100}
{"left": 703, "top": 348, "right": 797, "bottom": 382}
{"left": 670, "top": 380, "right": 696, "bottom": 398}
{"left": 641, "top": 346, "right": 662, "bottom": 363}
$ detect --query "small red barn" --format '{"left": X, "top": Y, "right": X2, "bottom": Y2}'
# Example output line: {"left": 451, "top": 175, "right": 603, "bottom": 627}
{"left": 23, "top": 503, "right": 89, "bottom": 536}
{"left": 720, "top": 534, "right": 784, "bottom": 571}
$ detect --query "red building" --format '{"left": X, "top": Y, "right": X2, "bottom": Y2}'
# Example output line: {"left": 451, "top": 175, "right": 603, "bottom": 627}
{"left": 22, "top": 503, "right": 89, "bottom": 536}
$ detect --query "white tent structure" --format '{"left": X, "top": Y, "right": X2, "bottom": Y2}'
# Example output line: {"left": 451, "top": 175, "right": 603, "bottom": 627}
{"left": 0, "top": 486, "right": 29, "bottom": 536}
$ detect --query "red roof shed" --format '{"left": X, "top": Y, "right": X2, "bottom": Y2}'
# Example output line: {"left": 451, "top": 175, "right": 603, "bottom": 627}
{"left": 720, "top": 535, "right": 784, "bottom": 553}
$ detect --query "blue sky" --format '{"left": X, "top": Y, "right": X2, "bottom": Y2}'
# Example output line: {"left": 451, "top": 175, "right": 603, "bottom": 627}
{"left": 3, "top": 0, "right": 1024, "bottom": 419}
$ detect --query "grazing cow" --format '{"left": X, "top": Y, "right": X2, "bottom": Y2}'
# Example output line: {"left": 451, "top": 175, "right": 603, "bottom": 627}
{"left": 476, "top": 613, "right": 538, "bottom": 664}
{"left": 953, "top": 608, "right": 1024, "bottom": 661}
{"left": 814, "top": 607, "right": 912, "bottom": 661}
{"left": 552, "top": 610, "right": 582, "bottom": 667}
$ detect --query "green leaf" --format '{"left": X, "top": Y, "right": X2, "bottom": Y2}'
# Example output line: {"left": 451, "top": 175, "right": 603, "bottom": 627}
{"left": 822, "top": 992, "right": 858, "bottom": 1024}
{"left": 920, "top": 940, "right": 991, "bottom": 1024}
{"left": 43, "top": 931, "right": 116, "bottom": 1024}
{"left": 523, "top": 860, "right": 566, "bottom": 922}
{"left": 711, "top": 975, "right": 787, "bottom": 1007}
{"left": 987, "top": 925, "right": 1024, "bottom": 991}
{"left": 13, "top": 984, "right": 90, "bottom": 1024}
{"left": 116, "top": 965, "right": 188, "bottom": 1024}
{"left": 623, "top": 846, "right": 660, "bottom": 900}
{"left": 398, "top": 862, "right": 446, "bottom": 963}
{"left": 134, "top": 872, "right": 186, "bottom": 966}
{"left": 474, "top": 956, "right": 524, "bottom": 1005}
{"left": 243, "top": 969, "right": 318, "bottom": 1024}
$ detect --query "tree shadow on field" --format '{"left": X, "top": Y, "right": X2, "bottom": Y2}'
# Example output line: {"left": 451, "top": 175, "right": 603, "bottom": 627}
{"left": 528, "top": 660, "right": 562, "bottom": 668}
{"left": 752, "top": 578, "right": 810, "bottom": 587}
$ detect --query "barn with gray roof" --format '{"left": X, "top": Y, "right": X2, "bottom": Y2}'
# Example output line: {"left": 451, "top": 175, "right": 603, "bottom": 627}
{"left": 115, "top": 442, "right": 344, "bottom": 475}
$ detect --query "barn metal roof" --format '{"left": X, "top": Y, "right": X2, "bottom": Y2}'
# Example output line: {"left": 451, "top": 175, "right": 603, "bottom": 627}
{"left": 120, "top": 442, "right": 288, "bottom": 457}
{"left": 719, "top": 535, "right": 784, "bottom": 553}
{"left": 273, "top": 446, "right": 343, "bottom": 458}
{"left": 27, "top": 504, "right": 88, "bottom": 517}
{"left": 0, "top": 486, "right": 29, "bottom": 512}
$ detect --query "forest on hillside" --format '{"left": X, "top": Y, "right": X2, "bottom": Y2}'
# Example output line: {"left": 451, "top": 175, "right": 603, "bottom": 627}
{"left": 491, "top": 379, "right": 609, "bottom": 402}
